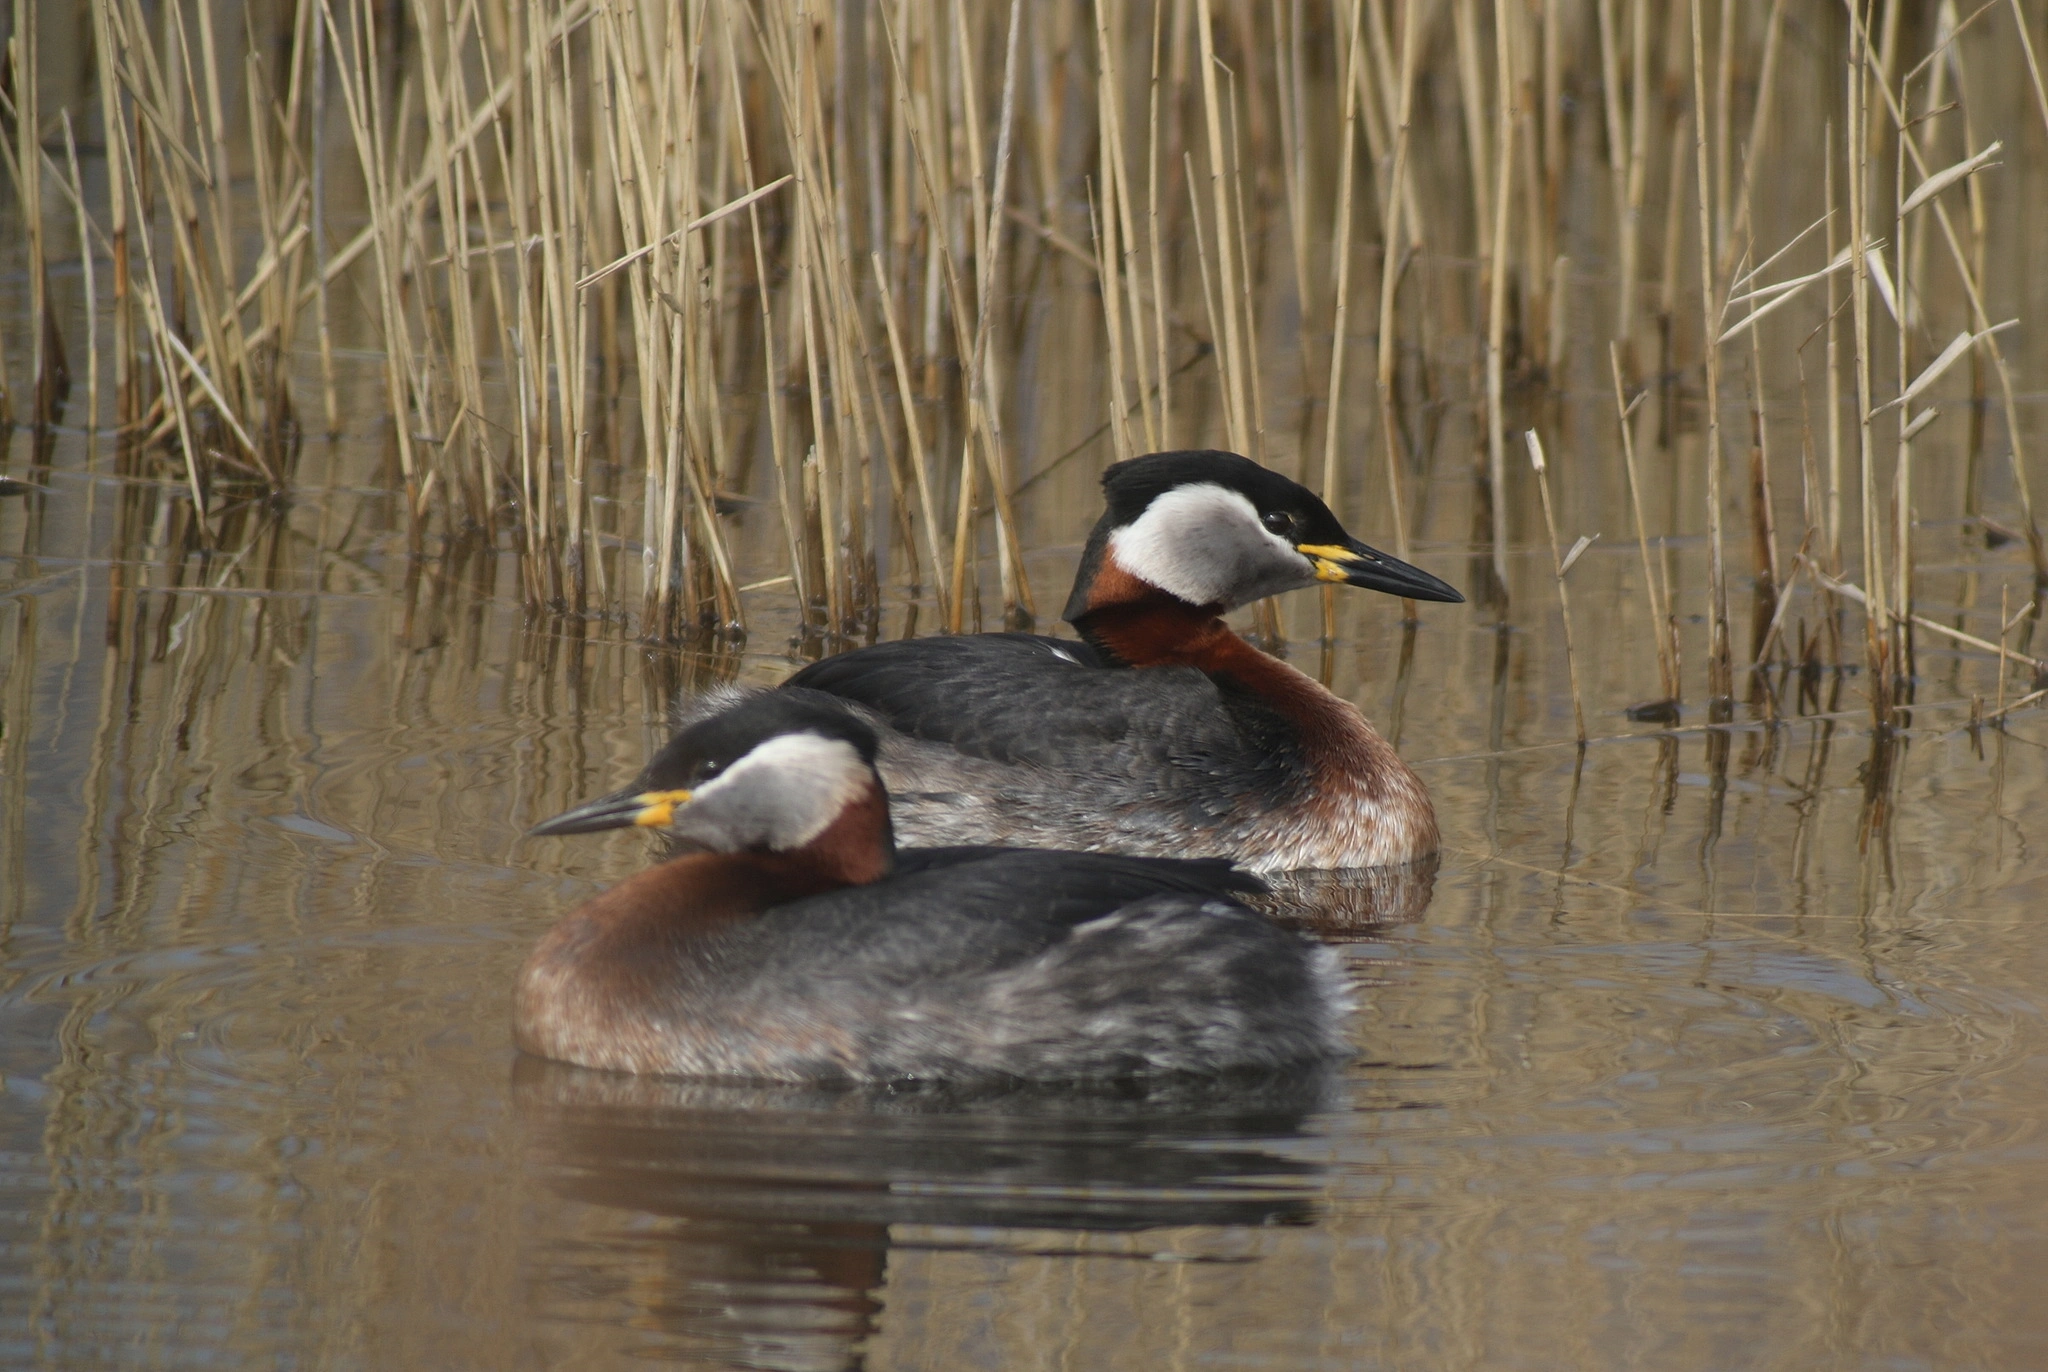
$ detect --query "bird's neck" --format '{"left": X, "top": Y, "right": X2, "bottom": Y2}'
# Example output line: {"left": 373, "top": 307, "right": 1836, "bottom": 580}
{"left": 1072, "top": 568, "right": 1398, "bottom": 786}
{"left": 1068, "top": 552, "right": 1439, "bottom": 868}
{"left": 614, "top": 786, "right": 897, "bottom": 927}
{"left": 1070, "top": 552, "right": 1231, "bottom": 667}
{"left": 558, "top": 851, "right": 841, "bottom": 945}
{"left": 515, "top": 788, "right": 894, "bottom": 1071}
{"left": 1077, "top": 593, "right": 1342, "bottom": 722}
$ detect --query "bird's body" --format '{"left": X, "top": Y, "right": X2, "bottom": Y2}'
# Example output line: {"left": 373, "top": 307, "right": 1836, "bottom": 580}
{"left": 517, "top": 695, "right": 1351, "bottom": 1082}
{"left": 759, "top": 451, "right": 1462, "bottom": 873}
{"left": 765, "top": 631, "right": 1434, "bottom": 869}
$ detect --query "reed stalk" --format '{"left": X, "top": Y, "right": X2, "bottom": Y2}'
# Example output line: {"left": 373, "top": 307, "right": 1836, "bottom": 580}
{"left": 5, "top": 0, "right": 2032, "bottom": 733}
{"left": 1847, "top": 0, "right": 1894, "bottom": 727}
{"left": 1374, "top": 0, "right": 1421, "bottom": 575}
{"left": 1612, "top": 344, "right": 1678, "bottom": 702}
{"left": 61, "top": 114, "right": 97, "bottom": 452}
{"left": 1526, "top": 431, "right": 1585, "bottom": 744}
{"left": 1483, "top": 0, "right": 1515, "bottom": 604}
{"left": 1690, "top": 0, "right": 1731, "bottom": 705}
{"left": 1193, "top": 0, "right": 1250, "bottom": 458}
{"left": 15, "top": 0, "right": 57, "bottom": 429}
{"left": 1319, "top": 0, "right": 1367, "bottom": 510}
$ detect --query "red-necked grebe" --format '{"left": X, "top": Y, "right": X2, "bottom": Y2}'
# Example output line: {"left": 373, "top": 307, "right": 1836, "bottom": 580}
{"left": 735, "top": 450, "right": 1463, "bottom": 872}
{"left": 518, "top": 693, "right": 1351, "bottom": 1081}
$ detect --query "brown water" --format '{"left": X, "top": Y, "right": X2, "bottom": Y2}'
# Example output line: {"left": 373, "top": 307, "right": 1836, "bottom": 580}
{"left": 8, "top": 363, "right": 2048, "bottom": 1371}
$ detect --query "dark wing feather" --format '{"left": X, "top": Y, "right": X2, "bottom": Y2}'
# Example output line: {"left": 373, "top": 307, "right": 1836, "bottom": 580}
{"left": 745, "top": 849, "right": 1268, "bottom": 986}
{"left": 786, "top": 636, "right": 1124, "bottom": 764}
{"left": 783, "top": 635, "right": 1298, "bottom": 791}
{"left": 889, "top": 847, "right": 1266, "bottom": 903}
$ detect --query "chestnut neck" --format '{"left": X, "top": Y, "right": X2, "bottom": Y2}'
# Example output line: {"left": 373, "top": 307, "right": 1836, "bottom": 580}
{"left": 1068, "top": 550, "right": 1245, "bottom": 673}
{"left": 516, "top": 779, "right": 899, "bottom": 1072}
{"left": 576, "top": 781, "right": 896, "bottom": 937}
{"left": 793, "top": 782, "right": 896, "bottom": 888}
{"left": 1069, "top": 552, "right": 1377, "bottom": 765}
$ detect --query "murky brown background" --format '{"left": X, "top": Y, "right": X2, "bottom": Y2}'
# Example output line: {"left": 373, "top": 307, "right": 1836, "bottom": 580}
{"left": 9, "top": 8, "right": 2048, "bottom": 1370}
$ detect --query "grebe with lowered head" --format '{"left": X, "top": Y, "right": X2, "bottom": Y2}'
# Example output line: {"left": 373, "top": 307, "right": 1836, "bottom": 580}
{"left": 518, "top": 694, "right": 1351, "bottom": 1082}
{"left": 763, "top": 450, "right": 1463, "bottom": 873}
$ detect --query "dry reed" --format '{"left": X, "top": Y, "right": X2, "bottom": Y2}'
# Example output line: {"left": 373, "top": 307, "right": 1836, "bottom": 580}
{"left": 5, "top": 0, "right": 2044, "bottom": 738}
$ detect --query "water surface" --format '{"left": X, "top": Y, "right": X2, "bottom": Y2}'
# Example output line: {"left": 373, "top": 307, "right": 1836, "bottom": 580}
{"left": 7, "top": 382, "right": 2048, "bottom": 1370}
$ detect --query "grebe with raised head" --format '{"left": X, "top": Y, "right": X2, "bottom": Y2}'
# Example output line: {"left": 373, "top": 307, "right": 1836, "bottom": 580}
{"left": 733, "top": 450, "right": 1464, "bottom": 873}
{"left": 517, "top": 694, "right": 1351, "bottom": 1081}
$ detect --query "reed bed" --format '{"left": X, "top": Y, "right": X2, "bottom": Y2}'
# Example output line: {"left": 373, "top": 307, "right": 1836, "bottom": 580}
{"left": 5, "top": 0, "right": 2046, "bottom": 729}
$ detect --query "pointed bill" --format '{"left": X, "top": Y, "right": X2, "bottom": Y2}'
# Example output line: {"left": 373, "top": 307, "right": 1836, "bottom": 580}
{"left": 1296, "top": 538, "right": 1464, "bottom": 603}
{"left": 529, "top": 786, "right": 693, "bottom": 836}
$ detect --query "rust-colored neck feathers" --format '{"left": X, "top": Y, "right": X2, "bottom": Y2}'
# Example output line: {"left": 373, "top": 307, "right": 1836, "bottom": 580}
{"left": 1073, "top": 551, "right": 1420, "bottom": 815}
{"left": 1074, "top": 553, "right": 1227, "bottom": 666}
{"left": 1076, "top": 552, "right": 1306, "bottom": 700}
{"left": 525, "top": 782, "right": 891, "bottom": 981}
{"left": 792, "top": 784, "right": 895, "bottom": 887}
{"left": 515, "top": 781, "right": 894, "bottom": 1071}
{"left": 1080, "top": 589, "right": 1361, "bottom": 752}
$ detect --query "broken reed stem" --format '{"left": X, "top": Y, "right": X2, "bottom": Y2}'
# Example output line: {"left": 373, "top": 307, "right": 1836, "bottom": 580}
{"left": 1892, "top": 73, "right": 1914, "bottom": 672}
{"left": 968, "top": 0, "right": 1033, "bottom": 628}
{"left": 1526, "top": 431, "right": 1586, "bottom": 744}
{"left": 308, "top": 0, "right": 335, "bottom": 435}
{"left": 1998, "top": 584, "right": 2011, "bottom": 720}
{"left": 1719, "top": 0, "right": 1789, "bottom": 282}
{"left": 1273, "top": 0, "right": 1315, "bottom": 439}
{"left": 1747, "top": 323, "right": 1784, "bottom": 666}
{"left": 1752, "top": 545, "right": 1808, "bottom": 672}
{"left": 1612, "top": 343, "right": 1678, "bottom": 701}
{"left": 1848, "top": 0, "right": 2048, "bottom": 589}
{"left": 1144, "top": 1, "right": 1172, "bottom": 451}
{"left": 720, "top": 3, "right": 807, "bottom": 626}
{"left": 1088, "top": 6, "right": 1140, "bottom": 456}
{"left": 16, "top": 0, "right": 51, "bottom": 429}
{"left": 1621, "top": 0, "right": 1651, "bottom": 355}
{"left": 1222, "top": 65, "right": 1268, "bottom": 471}
{"left": 1088, "top": 185, "right": 1135, "bottom": 465}
{"left": 1803, "top": 557, "right": 2046, "bottom": 675}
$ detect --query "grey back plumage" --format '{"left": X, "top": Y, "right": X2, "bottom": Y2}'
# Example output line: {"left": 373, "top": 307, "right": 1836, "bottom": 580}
{"left": 635, "top": 849, "right": 1351, "bottom": 1081}
{"left": 778, "top": 636, "right": 1314, "bottom": 858}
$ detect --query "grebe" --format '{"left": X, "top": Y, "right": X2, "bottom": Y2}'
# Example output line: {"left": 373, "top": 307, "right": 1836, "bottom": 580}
{"left": 518, "top": 694, "right": 1351, "bottom": 1081}
{"left": 752, "top": 450, "right": 1463, "bottom": 873}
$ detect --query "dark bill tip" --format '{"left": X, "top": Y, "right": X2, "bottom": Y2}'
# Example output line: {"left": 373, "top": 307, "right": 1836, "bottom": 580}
{"left": 1306, "top": 538, "right": 1465, "bottom": 603}
{"left": 528, "top": 786, "right": 675, "bottom": 837}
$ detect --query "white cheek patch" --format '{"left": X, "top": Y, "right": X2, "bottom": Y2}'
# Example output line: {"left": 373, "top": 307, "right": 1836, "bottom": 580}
{"left": 1108, "top": 483, "right": 1316, "bottom": 609}
{"left": 689, "top": 734, "right": 871, "bottom": 851}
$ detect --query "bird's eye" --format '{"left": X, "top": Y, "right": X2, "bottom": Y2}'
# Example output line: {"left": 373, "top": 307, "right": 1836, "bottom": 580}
{"left": 1262, "top": 510, "right": 1296, "bottom": 538}
{"left": 695, "top": 760, "right": 724, "bottom": 784}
